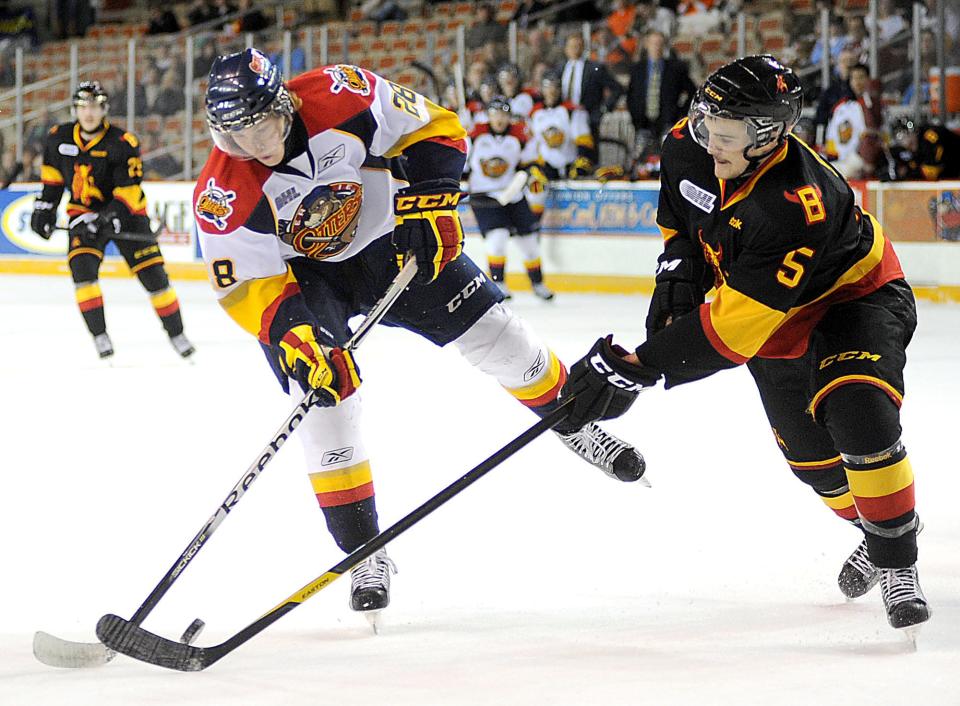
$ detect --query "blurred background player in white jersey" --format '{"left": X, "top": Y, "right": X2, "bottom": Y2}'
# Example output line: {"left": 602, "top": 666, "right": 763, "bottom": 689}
{"left": 466, "top": 97, "right": 553, "bottom": 301}
{"left": 525, "top": 70, "right": 594, "bottom": 218}
{"left": 196, "top": 50, "right": 645, "bottom": 624}
{"left": 496, "top": 63, "right": 536, "bottom": 119}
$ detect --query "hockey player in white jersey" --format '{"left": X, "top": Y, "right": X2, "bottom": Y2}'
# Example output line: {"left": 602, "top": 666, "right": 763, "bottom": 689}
{"left": 467, "top": 97, "right": 554, "bottom": 301}
{"left": 196, "top": 49, "right": 646, "bottom": 624}
{"left": 525, "top": 70, "right": 595, "bottom": 216}
{"left": 496, "top": 63, "right": 536, "bottom": 119}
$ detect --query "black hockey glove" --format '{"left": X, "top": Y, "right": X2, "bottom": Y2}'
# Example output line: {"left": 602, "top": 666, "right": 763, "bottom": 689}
{"left": 30, "top": 199, "right": 56, "bottom": 239}
{"left": 391, "top": 178, "right": 466, "bottom": 285}
{"left": 645, "top": 252, "right": 706, "bottom": 339}
{"left": 94, "top": 209, "right": 122, "bottom": 236}
{"left": 558, "top": 336, "right": 660, "bottom": 432}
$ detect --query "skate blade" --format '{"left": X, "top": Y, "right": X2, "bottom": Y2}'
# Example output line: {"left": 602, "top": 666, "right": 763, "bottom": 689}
{"left": 364, "top": 610, "right": 384, "bottom": 635}
{"left": 899, "top": 623, "right": 923, "bottom": 651}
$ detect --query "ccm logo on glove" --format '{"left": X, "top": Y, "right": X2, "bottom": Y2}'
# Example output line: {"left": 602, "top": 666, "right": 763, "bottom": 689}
{"left": 589, "top": 352, "right": 649, "bottom": 392}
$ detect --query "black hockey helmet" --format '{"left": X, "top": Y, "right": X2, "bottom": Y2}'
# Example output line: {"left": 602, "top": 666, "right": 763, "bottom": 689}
{"left": 487, "top": 95, "right": 512, "bottom": 114}
{"left": 205, "top": 48, "right": 295, "bottom": 159}
{"left": 689, "top": 55, "right": 802, "bottom": 155}
{"left": 73, "top": 80, "right": 109, "bottom": 109}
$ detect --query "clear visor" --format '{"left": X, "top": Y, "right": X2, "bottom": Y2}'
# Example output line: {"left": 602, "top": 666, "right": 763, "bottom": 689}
{"left": 210, "top": 112, "right": 292, "bottom": 161}
{"left": 688, "top": 101, "right": 752, "bottom": 151}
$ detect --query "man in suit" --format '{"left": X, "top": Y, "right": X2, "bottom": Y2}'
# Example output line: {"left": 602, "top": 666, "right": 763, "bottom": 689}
{"left": 626, "top": 30, "right": 695, "bottom": 139}
{"left": 557, "top": 33, "right": 624, "bottom": 157}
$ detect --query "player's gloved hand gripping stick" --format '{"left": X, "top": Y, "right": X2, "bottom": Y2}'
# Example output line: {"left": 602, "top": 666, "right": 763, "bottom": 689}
{"left": 32, "top": 255, "right": 420, "bottom": 669}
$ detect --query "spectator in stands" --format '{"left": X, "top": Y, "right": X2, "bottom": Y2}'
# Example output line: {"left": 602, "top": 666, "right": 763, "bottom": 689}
{"left": 814, "top": 44, "right": 857, "bottom": 135}
{"left": 554, "top": 0, "right": 603, "bottom": 23}
{"left": 626, "top": 30, "right": 694, "bottom": 140}
{"left": 465, "top": 59, "right": 493, "bottom": 102}
{"left": 107, "top": 77, "right": 148, "bottom": 118}
{"left": 235, "top": 0, "right": 270, "bottom": 31}
{"left": 194, "top": 39, "right": 219, "bottom": 78}
{"left": 557, "top": 32, "right": 624, "bottom": 152}
{"left": 676, "top": 0, "right": 721, "bottom": 34}
{"left": 608, "top": 0, "right": 638, "bottom": 38}
{"left": 151, "top": 69, "right": 185, "bottom": 117}
{"left": 841, "top": 15, "right": 868, "bottom": 61}
{"left": 511, "top": 0, "right": 548, "bottom": 30}
{"left": 212, "top": 0, "right": 239, "bottom": 28}
{"left": 867, "top": 0, "right": 906, "bottom": 41}
{"left": 25, "top": 107, "right": 56, "bottom": 152}
{"left": 517, "top": 28, "right": 560, "bottom": 80}
{"left": 142, "top": 130, "right": 182, "bottom": 179}
{"left": 188, "top": 0, "right": 219, "bottom": 25}
{"left": 901, "top": 30, "right": 936, "bottom": 106}
{"left": 595, "top": 26, "right": 636, "bottom": 71}
{"left": 361, "top": 0, "right": 407, "bottom": 25}
{"left": 825, "top": 63, "right": 882, "bottom": 179}
{"left": 465, "top": 4, "right": 506, "bottom": 50}
{"left": 0, "top": 47, "right": 14, "bottom": 87}
{"left": 146, "top": 3, "right": 182, "bottom": 34}
{"left": 809, "top": 15, "right": 846, "bottom": 66}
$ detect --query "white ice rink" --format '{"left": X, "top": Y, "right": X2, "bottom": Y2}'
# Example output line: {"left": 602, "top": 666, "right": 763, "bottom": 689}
{"left": 1, "top": 274, "right": 958, "bottom": 706}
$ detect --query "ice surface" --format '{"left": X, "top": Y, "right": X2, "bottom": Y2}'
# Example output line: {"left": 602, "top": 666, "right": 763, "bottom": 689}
{"left": 1, "top": 275, "right": 957, "bottom": 705}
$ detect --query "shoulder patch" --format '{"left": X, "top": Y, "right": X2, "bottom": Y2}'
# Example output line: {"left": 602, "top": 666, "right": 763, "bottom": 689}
{"left": 196, "top": 178, "right": 237, "bottom": 231}
{"left": 121, "top": 132, "right": 139, "bottom": 148}
{"left": 58, "top": 143, "right": 80, "bottom": 157}
{"left": 324, "top": 65, "right": 371, "bottom": 96}
{"left": 679, "top": 179, "right": 716, "bottom": 213}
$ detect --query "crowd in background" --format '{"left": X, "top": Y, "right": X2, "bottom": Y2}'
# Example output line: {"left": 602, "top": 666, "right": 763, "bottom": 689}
{"left": 1, "top": 0, "right": 959, "bottom": 185}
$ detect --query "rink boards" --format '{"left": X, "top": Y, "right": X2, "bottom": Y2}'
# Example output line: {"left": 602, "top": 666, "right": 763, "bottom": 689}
{"left": 1, "top": 180, "right": 959, "bottom": 300}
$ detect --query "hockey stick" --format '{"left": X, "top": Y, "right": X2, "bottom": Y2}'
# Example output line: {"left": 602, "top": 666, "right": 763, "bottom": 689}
{"left": 96, "top": 399, "right": 573, "bottom": 671}
{"left": 495, "top": 170, "right": 529, "bottom": 206}
{"left": 52, "top": 224, "right": 162, "bottom": 244}
{"left": 34, "top": 256, "right": 419, "bottom": 668}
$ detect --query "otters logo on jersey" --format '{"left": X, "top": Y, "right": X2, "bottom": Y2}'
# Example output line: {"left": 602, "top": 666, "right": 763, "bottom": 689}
{"left": 279, "top": 182, "right": 364, "bottom": 260}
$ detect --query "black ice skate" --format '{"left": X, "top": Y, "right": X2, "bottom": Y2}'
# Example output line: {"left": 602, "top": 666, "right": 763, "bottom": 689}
{"left": 170, "top": 333, "right": 196, "bottom": 358}
{"left": 556, "top": 422, "right": 647, "bottom": 483}
{"left": 494, "top": 280, "right": 512, "bottom": 300}
{"left": 350, "top": 548, "right": 397, "bottom": 633}
{"left": 838, "top": 539, "right": 879, "bottom": 599}
{"left": 880, "top": 565, "right": 930, "bottom": 642}
{"left": 93, "top": 333, "right": 114, "bottom": 359}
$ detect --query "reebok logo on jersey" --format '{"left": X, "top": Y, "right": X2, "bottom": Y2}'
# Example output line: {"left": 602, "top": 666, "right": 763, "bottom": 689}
{"left": 196, "top": 178, "right": 236, "bottom": 231}
{"left": 680, "top": 180, "right": 716, "bottom": 213}
{"left": 322, "top": 447, "right": 355, "bottom": 465}
{"left": 317, "top": 144, "right": 346, "bottom": 175}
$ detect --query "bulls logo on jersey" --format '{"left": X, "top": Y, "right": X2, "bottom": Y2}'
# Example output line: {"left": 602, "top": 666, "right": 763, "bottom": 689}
{"left": 280, "top": 182, "right": 363, "bottom": 260}
{"left": 698, "top": 229, "right": 725, "bottom": 289}
{"left": 324, "top": 65, "right": 371, "bottom": 96}
{"left": 196, "top": 177, "right": 237, "bottom": 231}
{"left": 480, "top": 157, "right": 509, "bottom": 179}
{"left": 543, "top": 126, "right": 566, "bottom": 149}
{"left": 71, "top": 164, "right": 104, "bottom": 206}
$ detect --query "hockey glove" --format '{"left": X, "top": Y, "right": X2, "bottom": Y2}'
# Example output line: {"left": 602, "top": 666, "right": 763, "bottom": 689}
{"left": 567, "top": 156, "right": 593, "bottom": 179}
{"left": 392, "top": 178, "right": 466, "bottom": 284}
{"left": 558, "top": 336, "right": 659, "bottom": 432}
{"left": 526, "top": 164, "right": 549, "bottom": 194}
{"left": 277, "top": 324, "right": 361, "bottom": 403}
{"left": 94, "top": 209, "right": 122, "bottom": 236}
{"left": 645, "top": 252, "right": 706, "bottom": 339}
{"left": 68, "top": 212, "right": 103, "bottom": 244}
{"left": 30, "top": 200, "right": 56, "bottom": 239}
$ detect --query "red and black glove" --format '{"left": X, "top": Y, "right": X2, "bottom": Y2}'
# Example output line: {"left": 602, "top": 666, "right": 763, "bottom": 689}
{"left": 559, "top": 336, "right": 660, "bottom": 432}
{"left": 277, "top": 324, "right": 361, "bottom": 403}
{"left": 391, "top": 178, "right": 465, "bottom": 284}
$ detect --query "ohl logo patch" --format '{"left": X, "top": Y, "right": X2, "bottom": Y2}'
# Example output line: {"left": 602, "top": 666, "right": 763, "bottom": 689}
{"left": 325, "top": 65, "right": 371, "bottom": 96}
{"left": 71, "top": 164, "right": 104, "bottom": 206}
{"left": 195, "top": 178, "right": 237, "bottom": 231}
{"left": 279, "top": 182, "right": 363, "bottom": 260}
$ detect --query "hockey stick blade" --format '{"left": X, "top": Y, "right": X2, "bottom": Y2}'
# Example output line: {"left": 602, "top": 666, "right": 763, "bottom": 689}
{"left": 60, "top": 258, "right": 417, "bottom": 671}
{"left": 97, "top": 402, "right": 571, "bottom": 671}
{"left": 33, "top": 631, "right": 116, "bottom": 668}
{"left": 97, "top": 615, "right": 207, "bottom": 672}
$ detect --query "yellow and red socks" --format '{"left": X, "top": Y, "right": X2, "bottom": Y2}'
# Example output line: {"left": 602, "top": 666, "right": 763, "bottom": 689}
{"left": 75, "top": 281, "right": 106, "bottom": 336}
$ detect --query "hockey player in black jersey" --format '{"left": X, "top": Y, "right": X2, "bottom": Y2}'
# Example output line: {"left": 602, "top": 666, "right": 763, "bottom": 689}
{"left": 30, "top": 81, "right": 194, "bottom": 360}
{"left": 559, "top": 56, "right": 930, "bottom": 636}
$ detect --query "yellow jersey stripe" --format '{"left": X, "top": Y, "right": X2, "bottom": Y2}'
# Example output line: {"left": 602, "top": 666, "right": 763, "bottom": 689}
{"left": 219, "top": 268, "right": 298, "bottom": 340}
{"left": 384, "top": 100, "right": 467, "bottom": 158}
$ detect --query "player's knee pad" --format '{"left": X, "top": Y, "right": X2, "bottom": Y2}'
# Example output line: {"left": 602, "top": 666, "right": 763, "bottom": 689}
{"left": 789, "top": 458, "right": 847, "bottom": 495}
{"left": 453, "top": 303, "right": 561, "bottom": 394}
{"left": 484, "top": 228, "right": 509, "bottom": 257}
{"left": 514, "top": 233, "right": 540, "bottom": 262}
{"left": 819, "top": 383, "right": 902, "bottom": 456}
{"left": 68, "top": 253, "right": 101, "bottom": 283}
{"left": 136, "top": 262, "right": 170, "bottom": 293}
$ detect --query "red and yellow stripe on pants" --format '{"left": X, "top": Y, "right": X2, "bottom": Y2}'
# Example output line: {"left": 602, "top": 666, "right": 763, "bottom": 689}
{"left": 150, "top": 288, "right": 181, "bottom": 318}
{"left": 75, "top": 282, "right": 104, "bottom": 312}
{"left": 845, "top": 453, "right": 915, "bottom": 527}
{"left": 505, "top": 350, "right": 567, "bottom": 408}
{"left": 309, "top": 461, "right": 374, "bottom": 508}
{"left": 788, "top": 456, "right": 859, "bottom": 522}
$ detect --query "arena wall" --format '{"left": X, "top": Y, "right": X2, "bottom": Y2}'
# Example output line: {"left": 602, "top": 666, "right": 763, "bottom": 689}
{"left": 2, "top": 180, "right": 958, "bottom": 301}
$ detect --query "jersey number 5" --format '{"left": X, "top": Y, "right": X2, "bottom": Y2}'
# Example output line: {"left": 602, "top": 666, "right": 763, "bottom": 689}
{"left": 777, "top": 247, "right": 815, "bottom": 288}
